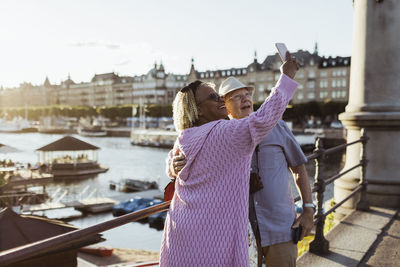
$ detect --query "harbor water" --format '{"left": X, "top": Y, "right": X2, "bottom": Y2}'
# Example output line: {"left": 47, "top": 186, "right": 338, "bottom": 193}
{"left": 0, "top": 132, "right": 344, "bottom": 252}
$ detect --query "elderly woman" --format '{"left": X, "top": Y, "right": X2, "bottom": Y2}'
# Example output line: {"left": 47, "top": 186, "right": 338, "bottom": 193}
{"left": 160, "top": 54, "right": 299, "bottom": 266}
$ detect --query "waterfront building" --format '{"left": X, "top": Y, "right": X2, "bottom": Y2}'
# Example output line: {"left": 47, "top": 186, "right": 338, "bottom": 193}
{"left": 132, "top": 63, "right": 188, "bottom": 105}
{"left": 0, "top": 48, "right": 349, "bottom": 108}
{"left": 55, "top": 64, "right": 187, "bottom": 107}
{"left": 57, "top": 73, "right": 135, "bottom": 107}
{"left": 0, "top": 77, "right": 57, "bottom": 108}
{"left": 36, "top": 136, "right": 109, "bottom": 179}
{"left": 188, "top": 45, "right": 351, "bottom": 104}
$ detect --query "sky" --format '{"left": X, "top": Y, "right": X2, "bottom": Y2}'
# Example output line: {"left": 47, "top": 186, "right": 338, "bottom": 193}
{"left": 0, "top": 0, "right": 354, "bottom": 88}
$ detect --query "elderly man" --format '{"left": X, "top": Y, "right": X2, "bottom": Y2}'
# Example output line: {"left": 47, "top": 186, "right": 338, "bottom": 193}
{"left": 222, "top": 76, "right": 314, "bottom": 267}
{"left": 170, "top": 76, "right": 313, "bottom": 267}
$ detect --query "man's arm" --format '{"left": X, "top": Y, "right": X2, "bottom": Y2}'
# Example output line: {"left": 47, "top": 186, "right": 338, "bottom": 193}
{"left": 290, "top": 164, "right": 314, "bottom": 239}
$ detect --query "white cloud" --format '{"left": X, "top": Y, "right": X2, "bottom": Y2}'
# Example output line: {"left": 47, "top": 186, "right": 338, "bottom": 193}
{"left": 69, "top": 41, "right": 120, "bottom": 50}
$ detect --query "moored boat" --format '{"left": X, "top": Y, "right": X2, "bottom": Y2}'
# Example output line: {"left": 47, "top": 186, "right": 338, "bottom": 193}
{"left": 78, "top": 125, "right": 107, "bottom": 137}
{"left": 112, "top": 197, "right": 162, "bottom": 217}
{"left": 36, "top": 136, "right": 109, "bottom": 179}
{"left": 148, "top": 211, "right": 167, "bottom": 230}
{"left": 79, "top": 246, "right": 114, "bottom": 257}
{"left": 121, "top": 179, "right": 158, "bottom": 192}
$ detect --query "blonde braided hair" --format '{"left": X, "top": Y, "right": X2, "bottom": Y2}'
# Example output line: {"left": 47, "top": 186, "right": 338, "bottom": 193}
{"left": 173, "top": 81, "right": 215, "bottom": 131}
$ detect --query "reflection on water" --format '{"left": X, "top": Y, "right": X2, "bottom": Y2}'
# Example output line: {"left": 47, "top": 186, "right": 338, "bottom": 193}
{"left": 70, "top": 212, "right": 164, "bottom": 251}
{"left": 0, "top": 132, "right": 345, "bottom": 251}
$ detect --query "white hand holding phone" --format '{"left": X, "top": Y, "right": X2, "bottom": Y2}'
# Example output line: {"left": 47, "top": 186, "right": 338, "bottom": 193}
{"left": 275, "top": 43, "right": 289, "bottom": 62}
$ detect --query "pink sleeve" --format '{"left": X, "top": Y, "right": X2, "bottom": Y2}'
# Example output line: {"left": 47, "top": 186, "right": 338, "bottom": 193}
{"left": 225, "top": 74, "right": 298, "bottom": 154}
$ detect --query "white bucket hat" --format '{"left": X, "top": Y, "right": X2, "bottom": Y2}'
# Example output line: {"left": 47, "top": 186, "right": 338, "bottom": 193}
{"left": 218, "top": 76, "right": 254, "bottom": 97}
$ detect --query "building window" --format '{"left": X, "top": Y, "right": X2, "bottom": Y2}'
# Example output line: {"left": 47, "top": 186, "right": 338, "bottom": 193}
{"left": 323, "top": 61, "right": 327, "bottom": 67}
{"left": 342, "top": 79, "right": 347, "bottom": 87}
{"left": 308, "top": 70, "right": 315, "bottom": 78}
{"left": 250, "top": 67, "right": 254, "bottom": 72}
{"left": 232, "top": 70, "right": 236, "bottom": 75}
{"left": 242, "top": 69, "right": 247, "bottom": 74}
{"left": 341, "top": 90, "right": 347, "bottom": 98}
{"left": 332, "top": 80, "right": 337, "bottom": 88}
{"left": 210, "top": 72, "right": 214, "bottom": 77}
{"left": 307, "top": 92, "right": 315, "bottom": 99}
{"left": 297, "top": 93, "right": 304, "bottom": 100}
{"left": 320, "top": 71, "right": 327, "bottom": 78}
{"left": 267, "top": 75, "right": 273, "bottom": 81}
{"left": 227, "top": 71, "right": 231, "bottom": 76}
{"left": 332, "top": 91, "right": 337, "bottom": 98}
{"left": 298, "top": 83, "right": 304, "bottom": 89}
{"left": 307, "top": 81, "right": 315, "bottom": 89}
{"left": 342, "top": 69, "right": 347, "bottom": 76}
{"left": 222, "top": 71, "right": 226, "bottom": 76}
{"left": 258, "top": 84, "right": 264, "bottom": 92}
{"left": 297, "top": 71, "right": 304, "bottom": 79}
{"left": 274, "top": 74, "right": 280, "bottom": 81}
{"left": 200, "top": 73, "right": 204, "bottom": 78}
{"left": 319, "top": 91, "right": 328, "bottom": 98}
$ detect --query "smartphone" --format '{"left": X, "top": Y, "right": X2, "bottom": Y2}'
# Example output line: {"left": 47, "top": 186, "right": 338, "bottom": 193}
{"left": 275, "top": 43, "right": 289, "bottom": 62}
{"left": 292, "top": 225, "right": 303, "bottom": 244}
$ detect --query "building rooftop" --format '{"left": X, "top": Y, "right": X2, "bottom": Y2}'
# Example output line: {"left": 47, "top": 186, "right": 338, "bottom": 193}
{"left": 36, "top": 136, "right": 99, "bottom": 151}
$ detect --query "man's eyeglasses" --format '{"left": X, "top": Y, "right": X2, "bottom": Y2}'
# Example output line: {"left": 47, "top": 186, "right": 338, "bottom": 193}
{"left": 197, "top": 92, "right": 223, "bottom": 105}
{"left": 228, "top": 91, "right": 252, "bottom": 102}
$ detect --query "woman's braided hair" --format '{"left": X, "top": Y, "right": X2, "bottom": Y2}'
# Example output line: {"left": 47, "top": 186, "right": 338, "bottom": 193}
{"left": 173, "top": 80, "right": 215, "bottom": 131}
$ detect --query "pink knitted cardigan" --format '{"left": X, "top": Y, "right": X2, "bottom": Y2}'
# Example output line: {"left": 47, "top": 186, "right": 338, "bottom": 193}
{"left": 160, "top": 74, "right": 298, "bottom": 266}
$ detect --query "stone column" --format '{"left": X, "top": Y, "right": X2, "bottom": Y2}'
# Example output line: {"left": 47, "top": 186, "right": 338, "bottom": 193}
{"left": 336, "top": 0, "right": 400, "bottom": 215}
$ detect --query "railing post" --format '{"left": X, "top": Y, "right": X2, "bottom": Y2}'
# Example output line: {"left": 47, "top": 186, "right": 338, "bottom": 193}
{"left": 309, "top": 138, "right": 330, "bottom": 255}
{"left": 357, "top": 128, "right": 370, "bottom": 211}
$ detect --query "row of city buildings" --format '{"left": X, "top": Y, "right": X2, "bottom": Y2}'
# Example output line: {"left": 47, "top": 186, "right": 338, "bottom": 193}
{"left": 0, "top": 44, "right": 350, "bottom": 108}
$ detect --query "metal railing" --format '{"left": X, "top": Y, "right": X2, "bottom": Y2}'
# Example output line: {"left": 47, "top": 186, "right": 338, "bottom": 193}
{"left": 0, "top": 129, "right": 369, "bottom": 265}
{"left": 306, "top": 128, "right": 369, "bottom": 255}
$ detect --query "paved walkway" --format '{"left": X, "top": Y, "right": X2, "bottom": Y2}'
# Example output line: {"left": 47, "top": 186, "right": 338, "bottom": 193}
{"left": 360, "top": 210, "right": 400, "bottom": 266}
{"left": 297, "top": 206, "right": 399, "bottom": 267}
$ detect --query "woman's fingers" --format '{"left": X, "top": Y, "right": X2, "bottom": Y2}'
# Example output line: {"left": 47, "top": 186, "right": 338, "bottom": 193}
{"left": 175, "top": 160, "right": 186, "bottom": 167}
{"left": 285, "top": 51, "right": 291, "bottom": 62}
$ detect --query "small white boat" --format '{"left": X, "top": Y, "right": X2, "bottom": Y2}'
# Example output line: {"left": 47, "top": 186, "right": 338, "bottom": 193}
{"left": 78, "top": 125, "right": 107, "bottom": 137}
